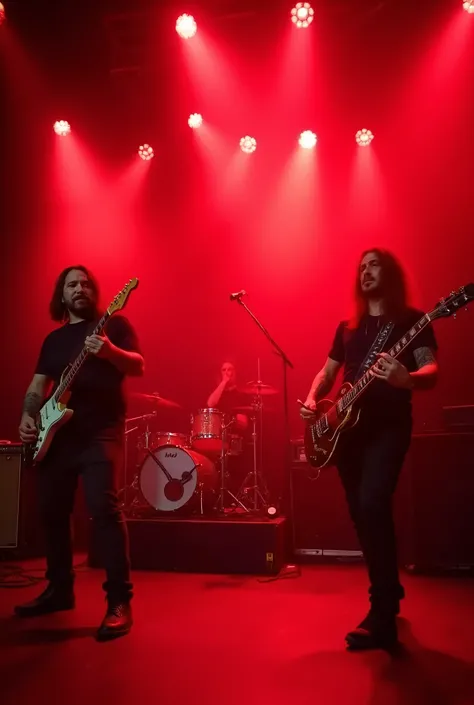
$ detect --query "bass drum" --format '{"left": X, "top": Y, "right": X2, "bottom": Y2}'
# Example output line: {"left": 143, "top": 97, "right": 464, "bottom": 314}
{"left": 139, "top": 444, "right": 217, "bottom": 513}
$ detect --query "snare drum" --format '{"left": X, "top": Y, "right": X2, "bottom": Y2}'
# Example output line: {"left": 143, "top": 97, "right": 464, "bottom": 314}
{"left": 191, "top": 408, "right": 226, "bottom": 453}
{"left": 139, "top": 444, "right": 217, "bottom": 513}
{"left": 152, "top": 431, "right": 189, "bottom": 449}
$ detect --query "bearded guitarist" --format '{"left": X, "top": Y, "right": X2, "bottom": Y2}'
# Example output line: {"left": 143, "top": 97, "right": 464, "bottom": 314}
{"left": 16, "top": 266, "right": 144, "bottom": 641}
{"left": 301, "top": 249, "right": 438, "bottom": 651}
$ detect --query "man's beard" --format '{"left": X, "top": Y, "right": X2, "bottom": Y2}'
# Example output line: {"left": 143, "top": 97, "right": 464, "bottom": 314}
{"left": 67, "top": 298, "right": 98, "bottom": 320}
{"left": 361, "top": 281, "right": 383, "bottom": 299}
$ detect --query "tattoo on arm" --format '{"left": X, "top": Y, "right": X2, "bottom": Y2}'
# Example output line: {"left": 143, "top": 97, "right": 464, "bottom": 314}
{"left": 23, "top": 392, "right": 42, "bottom": 417}
{"left": 413, "top": 347, "right": 437, "bottom": 370}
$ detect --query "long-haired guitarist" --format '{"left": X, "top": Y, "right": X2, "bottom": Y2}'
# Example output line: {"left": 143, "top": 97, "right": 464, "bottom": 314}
{"left": 301, "top": 249, "right": 438, "bottom": 650}
{"left": 17, "top": 266, "right": 144, "bottom": 641}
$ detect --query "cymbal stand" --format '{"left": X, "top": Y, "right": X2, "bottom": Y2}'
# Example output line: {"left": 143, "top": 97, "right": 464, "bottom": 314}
{"left": 119, "top": 412, "right": 156, "bottom": 514}
{"left": 237, "top": 393, "right": 270, "bottom": 512}
{"left": 215, "top": 417, "right": 249, "bottom": 514}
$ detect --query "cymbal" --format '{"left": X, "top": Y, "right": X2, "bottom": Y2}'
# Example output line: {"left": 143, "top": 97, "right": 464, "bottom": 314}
{"left": 130, "top": 392, "right": 182, "bottom": 409}
{"left": 238, "top": 381, "right": 279, "bottom": 396}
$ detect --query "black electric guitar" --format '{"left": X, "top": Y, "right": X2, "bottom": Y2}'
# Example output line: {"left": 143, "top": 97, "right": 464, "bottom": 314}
{"left": 304, "top": 284, "right": 474, "bottom": 469}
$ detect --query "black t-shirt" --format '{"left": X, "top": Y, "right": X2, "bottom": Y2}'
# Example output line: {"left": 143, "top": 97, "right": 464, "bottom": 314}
{"left": 35, "top": 315, "right": 141, "bottom": 439}
{"left": 328, "top": 308, "right": 437, "bottom": 422}
{"left": 214, "top": 388, "right": 249, "bottom": 417}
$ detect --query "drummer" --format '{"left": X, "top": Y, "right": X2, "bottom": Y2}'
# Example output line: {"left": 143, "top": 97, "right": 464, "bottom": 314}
{"left": 207, "top": 361, "right": 248, "bottom": 430}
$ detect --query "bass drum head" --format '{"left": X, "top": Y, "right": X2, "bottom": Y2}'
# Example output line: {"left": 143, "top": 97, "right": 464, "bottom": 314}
{"left": 139, "top": 444, "right": 216, "bottom": 513}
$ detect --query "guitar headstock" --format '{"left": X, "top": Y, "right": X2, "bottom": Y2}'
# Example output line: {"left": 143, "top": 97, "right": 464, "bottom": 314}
{"left": 430, "top": 283, "right": 474, "bottom": 320}
{"left": 107, "top": 278, "right": 139, "bottom": 315}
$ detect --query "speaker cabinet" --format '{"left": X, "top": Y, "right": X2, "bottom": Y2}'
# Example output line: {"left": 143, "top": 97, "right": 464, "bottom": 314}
{"left": 0, "top": 444, "right": 22, "bottom": 548}
{"left": 397, "top": 432, "right": 474, "bottom": 570}
{"left": 290, "top": 462, "right": 362, "bottom": 557}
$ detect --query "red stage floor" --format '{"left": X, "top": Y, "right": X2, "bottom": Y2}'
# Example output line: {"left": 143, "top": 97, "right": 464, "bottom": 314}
{"left": 1, "top": 558, "right": 474, "bottom": 705}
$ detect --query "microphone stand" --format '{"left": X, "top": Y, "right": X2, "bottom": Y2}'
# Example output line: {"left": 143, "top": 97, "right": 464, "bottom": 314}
{"left": 232, "top": 294, "right": 294, "bottom": 544}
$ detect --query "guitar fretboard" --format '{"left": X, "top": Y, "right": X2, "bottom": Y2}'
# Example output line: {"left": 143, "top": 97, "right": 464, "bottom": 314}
{"left": 53, "top": 311, "right": 111, "bottom": 402}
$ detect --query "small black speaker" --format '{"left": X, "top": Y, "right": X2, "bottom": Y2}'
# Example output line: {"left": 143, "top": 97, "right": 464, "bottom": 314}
{"left": 0, "top": 443, "right": 23, "bottom": 549}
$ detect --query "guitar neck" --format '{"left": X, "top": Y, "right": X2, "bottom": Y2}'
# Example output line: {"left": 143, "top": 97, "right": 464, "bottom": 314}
{"left": 338, "top": 313, "right": 432, "bottom": 413}
{"left": 53, "top": 311, "right": 111, "bottom": 402}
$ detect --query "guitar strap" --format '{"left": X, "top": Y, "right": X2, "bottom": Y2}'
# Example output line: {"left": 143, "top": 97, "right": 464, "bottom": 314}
{"left": 354, "top": 321, "right": 394, "bottom": 382}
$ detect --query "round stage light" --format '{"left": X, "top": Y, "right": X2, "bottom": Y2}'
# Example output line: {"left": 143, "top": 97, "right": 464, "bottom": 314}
{"left": 188, "top": 113, "right": 203, "bottom": 129}
{"left": 463, "top": 1, "right": 474, "bottom": 13}
{"left": 291, "top": 3, "right": 314, "bottom": 28}
{"left": 0, "top": 3, "right": 6, "bottom": 27}
{"left": 355, "top": 129, "right": 374, "bottom": 147}
{"left": 138, "top": 144, "right": 154, "bottom": 161}
{"left": 176, "top": 14, "right": 197, "bottom": 38}
{"left": 298, "top": 130, "right": 317, "bottom": 149}
{"left": 53, "top": 120, "right": 71, "bottom": 136}
{"left": 240, "top": 136, "right": 257, "bottom": 154}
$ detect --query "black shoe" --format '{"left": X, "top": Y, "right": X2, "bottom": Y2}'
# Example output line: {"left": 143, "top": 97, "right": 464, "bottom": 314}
{"left": 96, "top": 601, "right": 132, "bottom": 642}
{"left": 14, "top": 584, "right": 75, "bottom": 618}
{"left": 345, "top": 609, "right": 398, "bottom": 651}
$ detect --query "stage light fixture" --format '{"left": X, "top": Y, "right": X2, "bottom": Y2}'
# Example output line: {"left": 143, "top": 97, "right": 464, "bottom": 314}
{"left": 298, "top": 130, "right": 317, "bottom": 149}
{"left": 188, "top": 113, "right": 203, "bottom": 129}
{"left": 291, "top": 3, "right": 314, "bottom": 28}
{"left": 53, "top": 120, "right": 71, "bottom": 136}
{"left": 138, "top": 144, "right": 154, "bottom": 161}
{"left": 240, "top": 136, "right": 257, "bottom": 154}
{"left": 0, "top": 3, "right": 6, "bottom": 26}
{"left": 463, "top": 1, "right": 474, "bottom": 13}
{"left": 176, "top": 14, "right": 197, "bottom": 38}
{"left": 355, "top": 129, "right": 374, "bottom": 147}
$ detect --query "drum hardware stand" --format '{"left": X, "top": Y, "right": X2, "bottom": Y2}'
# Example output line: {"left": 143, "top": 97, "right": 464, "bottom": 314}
{"left": 119, "top": 412, "right": 157, "bottom": 514}
{"left": 215, "top": 418, "right": 250, "bottom": 514}
{"left": 237, "top": 393, "right": 270, "bottom": 512}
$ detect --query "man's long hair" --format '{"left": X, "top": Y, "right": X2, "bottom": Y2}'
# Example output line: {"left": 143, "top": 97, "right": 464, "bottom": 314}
{"left": 49, "top": 265, "right": 100, "bottom": 322}
{"left": 350, "top": 248, "right": 410, "bottom": 328}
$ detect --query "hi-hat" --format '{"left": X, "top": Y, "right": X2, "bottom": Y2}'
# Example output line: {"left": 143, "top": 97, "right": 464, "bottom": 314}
{"left": 130, "top": 392, "right": 181, "bottom": 409}
{"left": 238, "top": 381, "right": 278, "bottom": 396}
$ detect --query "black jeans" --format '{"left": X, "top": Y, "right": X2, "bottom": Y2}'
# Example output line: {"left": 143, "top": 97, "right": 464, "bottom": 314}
{"left": 37, "top": 431, "right": 132, "bottom": 602}
{"left": 336, "top": 414, "right": 412, "bottom": 614}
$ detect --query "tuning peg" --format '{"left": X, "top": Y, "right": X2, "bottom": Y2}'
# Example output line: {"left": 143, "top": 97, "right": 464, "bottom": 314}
{"left": 453, "top": 312, "right": 457, "bottom": 319}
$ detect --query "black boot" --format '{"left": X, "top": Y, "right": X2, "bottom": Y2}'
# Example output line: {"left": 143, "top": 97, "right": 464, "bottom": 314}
{"left": 14, "top": 583, "right": 75, "bottom": 618}
{"left": 96, "top": 600, "right": 132, "bottom": 642}
{"left": 345, "top": 608, "right": 398, "bottom": 651}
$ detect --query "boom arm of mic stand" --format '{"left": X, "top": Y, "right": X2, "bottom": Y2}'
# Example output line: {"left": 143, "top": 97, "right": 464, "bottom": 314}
{"left": 235, "top": 298, "right": 294, "bottom": 370}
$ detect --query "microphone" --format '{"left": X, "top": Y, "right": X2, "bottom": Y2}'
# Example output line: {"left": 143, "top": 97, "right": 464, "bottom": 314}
{"left": 229, "top": 289, "right": 247, "bottom": 301}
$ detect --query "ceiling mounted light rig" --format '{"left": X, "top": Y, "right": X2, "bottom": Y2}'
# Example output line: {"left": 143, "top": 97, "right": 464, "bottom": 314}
{"left": 291, "top": 3, "right": 314, "bottom": 28}
{"left": 240, "top": 136, "right": 257, "bottom": 154}
{"left": 176, "top": 14, "right": 197, "bottom": 38}
{"left": 355, "top": 129, "right": 374, "bottom": 147}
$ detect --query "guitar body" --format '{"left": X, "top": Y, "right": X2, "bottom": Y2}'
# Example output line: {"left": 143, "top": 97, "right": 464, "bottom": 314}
{"left": 33, "top": 387, "right": 73, "bottom": 463}
{"left": 304, "top": 383, "right": 361, "bottom": 469}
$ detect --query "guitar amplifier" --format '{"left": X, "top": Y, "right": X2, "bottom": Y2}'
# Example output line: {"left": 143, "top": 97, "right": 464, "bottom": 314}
{"left": 397, "top": 432, "right": 474, "bottom": 571}
{"left": 291, "top": 432, "right": 474, "bottom": 570}
{"left": 0, "top": 442, "right": 89, "bottom": 558}
{"left": 290, "top": 460, "right": 362, "bottom": 558}
{"left": 0, "top": 443, "right": 23, "bottom": 549}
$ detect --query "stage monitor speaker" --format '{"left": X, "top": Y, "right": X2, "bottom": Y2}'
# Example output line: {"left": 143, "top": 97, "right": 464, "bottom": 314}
{"left": 0, "top": 444, "right": 23, "bottom": 549}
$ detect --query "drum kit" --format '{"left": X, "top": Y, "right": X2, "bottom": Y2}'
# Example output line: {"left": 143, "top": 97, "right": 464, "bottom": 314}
{"left": 118, "top": 381, "right": 279, "bottom": 517}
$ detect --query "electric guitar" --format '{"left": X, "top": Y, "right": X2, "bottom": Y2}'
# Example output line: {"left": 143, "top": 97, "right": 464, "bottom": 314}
{"left": 303, "top": 284, "right": 474, "bottom": 470}
{"left": 31, "top": 278, "right": 139, "bottom": 463}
